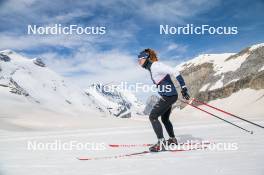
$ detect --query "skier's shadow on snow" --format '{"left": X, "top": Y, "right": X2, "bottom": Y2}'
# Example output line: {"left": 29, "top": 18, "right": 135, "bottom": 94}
{"left": 176, "top": 134, "right": 203, "bottom": 142}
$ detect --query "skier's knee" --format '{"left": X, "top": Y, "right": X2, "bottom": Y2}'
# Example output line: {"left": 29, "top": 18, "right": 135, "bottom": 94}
{"left": 149, "top": 112, "right": 158, "bottom": 122}
{"left": 161, "top": 117, "right": 169, "bottom": 124}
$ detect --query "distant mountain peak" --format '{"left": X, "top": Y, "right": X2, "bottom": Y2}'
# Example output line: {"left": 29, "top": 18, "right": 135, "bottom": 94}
{"left": 249, "top": 43, "right": 264, "bottom": 51}
{"left": 178, "top": 43, "right": 264, "bottom": 103}
{"left": 85, "top": 83, "right": 145, "bottom": 118}
{"left": 0, "top": 49, "right": 15, "bottom": 55}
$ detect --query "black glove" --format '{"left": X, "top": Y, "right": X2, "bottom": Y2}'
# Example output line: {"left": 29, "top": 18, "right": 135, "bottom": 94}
{"left": 181, "top": 87, "right": 190, "bottom": 100}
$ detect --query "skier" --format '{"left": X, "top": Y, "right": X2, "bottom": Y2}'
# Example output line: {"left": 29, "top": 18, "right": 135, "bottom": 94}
{"left": 138, "top": 48, "right": 190, "bottom": 152}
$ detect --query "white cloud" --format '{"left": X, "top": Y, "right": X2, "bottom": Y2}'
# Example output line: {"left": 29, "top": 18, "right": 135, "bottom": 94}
{"left": 137, "top": 0, "right": 221, "bottom": 23}
{"left": 0, "top": 34, "right": 92, "bottom": 50}
{"left": 167, "top": 43, "right": 179, "bottom": 51}
{"left": 157, "top": 42, "right": 188, "bottom": 62}
{"left": 36, "top": 48, "right": 150, "bottom": 87}
{"left": 166, "top": 43, "right": 188, "bottom": 53}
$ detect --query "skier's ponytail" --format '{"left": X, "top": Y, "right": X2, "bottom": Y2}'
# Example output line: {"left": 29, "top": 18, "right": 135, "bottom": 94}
{"left": 145, "top": 48, "right": 158, "bottom": 62}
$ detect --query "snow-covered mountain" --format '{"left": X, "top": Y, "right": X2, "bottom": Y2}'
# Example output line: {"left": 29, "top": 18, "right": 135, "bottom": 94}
{"left": 176, "top": 43, "right": 264, "bottom": 103}
{"left": 85, "top": 84, "right": 144, "bottom": 118}
{"left": 0, "top": 50, "right": 101, "bottom": 116}
{"left": 0, "top": 50, "right": 144, "bottom": 120}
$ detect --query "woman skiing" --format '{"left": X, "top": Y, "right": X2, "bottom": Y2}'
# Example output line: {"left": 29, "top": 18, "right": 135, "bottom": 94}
{"left": 138, "top": 48, "right": 190, "bottom": 152}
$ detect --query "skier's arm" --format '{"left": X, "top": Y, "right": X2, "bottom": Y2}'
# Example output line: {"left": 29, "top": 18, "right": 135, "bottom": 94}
{"left": 175, "top": 72, "right": 190, "bottom": 100}
{"left": 175, "top": 73, "right": 186, "bottom": 89}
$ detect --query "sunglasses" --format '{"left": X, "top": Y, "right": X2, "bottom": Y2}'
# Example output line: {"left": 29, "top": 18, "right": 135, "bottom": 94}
{"left": 137, "top": 51, "right": 149, "bottom": 60}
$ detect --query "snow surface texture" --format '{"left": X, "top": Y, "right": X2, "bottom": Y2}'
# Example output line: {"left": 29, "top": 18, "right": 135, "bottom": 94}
{"left": 0, "top": 89, "right": 264, "bottom": 175}
{"left": 259, "top": 66, "right": 264, "bottom": 72}
{"left": 209, "top": 75, "right": 224, "bottom": 91}
{"left": 199, "top": 83, "right": 210, "bottom": 92}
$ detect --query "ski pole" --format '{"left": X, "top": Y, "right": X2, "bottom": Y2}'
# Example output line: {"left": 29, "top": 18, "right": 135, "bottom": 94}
{"left": 192, "top": 98, "right": 264, "bottom": 129}
{"left": 180, "top": 100, "right": 254, "bottom": 134}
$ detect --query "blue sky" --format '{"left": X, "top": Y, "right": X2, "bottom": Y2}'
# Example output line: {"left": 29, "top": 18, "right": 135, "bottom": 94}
{"left": 0, "top": 0, "right": 264, "bottom": 100}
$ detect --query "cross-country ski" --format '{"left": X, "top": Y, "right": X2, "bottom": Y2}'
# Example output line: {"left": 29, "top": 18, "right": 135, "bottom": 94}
{"left": 108, "top": 140, "right": 211, "bottom": 148}
{"left": 77, "top": 143, "right": 210, "bottom": 161}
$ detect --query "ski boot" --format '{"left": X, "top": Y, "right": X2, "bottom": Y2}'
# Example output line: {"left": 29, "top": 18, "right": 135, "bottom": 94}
{"left": 166, "top": 137, "right": 178, "bottom": 146}
{"left": 149, "top": 139, "right": 166, "bottom": 152}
